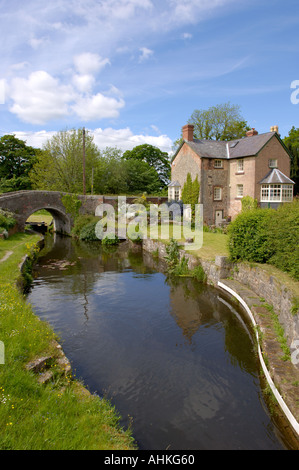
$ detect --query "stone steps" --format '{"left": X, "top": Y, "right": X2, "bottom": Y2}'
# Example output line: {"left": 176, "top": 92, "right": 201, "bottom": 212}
{"left": 25, "top": 341, "right": 71, "bottom": 385}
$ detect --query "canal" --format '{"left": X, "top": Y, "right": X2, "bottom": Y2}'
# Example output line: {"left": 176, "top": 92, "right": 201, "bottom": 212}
{"left": 27, "top": 234, "right": 290, "bottom": 450}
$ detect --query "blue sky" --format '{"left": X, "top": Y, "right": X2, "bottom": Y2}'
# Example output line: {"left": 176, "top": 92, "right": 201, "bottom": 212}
{"left": 0, "top": 0, "right": 298, "bottom": 153}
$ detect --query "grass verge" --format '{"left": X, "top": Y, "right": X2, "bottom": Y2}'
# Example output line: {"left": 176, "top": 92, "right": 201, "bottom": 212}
{"left": 0, "top": 233, "right": 136, "bottom": 450}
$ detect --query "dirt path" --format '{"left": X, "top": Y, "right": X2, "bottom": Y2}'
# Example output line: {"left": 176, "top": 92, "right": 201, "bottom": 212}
{"left": 0, "top": 251, "right": 13, "bottom": 263}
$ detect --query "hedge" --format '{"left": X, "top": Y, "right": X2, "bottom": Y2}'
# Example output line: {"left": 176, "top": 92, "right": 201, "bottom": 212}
{"left": 228, "top": 199, "right": 299, "bottom": 280}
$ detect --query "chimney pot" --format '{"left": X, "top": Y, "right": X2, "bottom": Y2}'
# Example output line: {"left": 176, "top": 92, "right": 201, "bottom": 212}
{"left": 182, "top": 124, "right": 194, "bottom": 142}
{"left": 246, "top": 128, "right": 258, "bottom": 137}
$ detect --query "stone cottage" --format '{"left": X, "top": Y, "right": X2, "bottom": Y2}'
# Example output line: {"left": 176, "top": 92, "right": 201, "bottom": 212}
{"left": 169, "top": 124, "right": 295, "bottom": 226}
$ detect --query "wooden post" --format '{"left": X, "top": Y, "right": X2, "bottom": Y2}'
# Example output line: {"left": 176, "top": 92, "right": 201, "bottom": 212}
{"left": 83, "top": 127, "right": 86, "bottom": 195}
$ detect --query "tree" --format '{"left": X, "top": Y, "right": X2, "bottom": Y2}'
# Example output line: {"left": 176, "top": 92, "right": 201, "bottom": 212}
{"left": 122, "top": 144, "right": 171, "bottom": 187}
{"left": 283, "top": 126, "right": 299, "bottom": 195}
{"left": 0, "top": 134, "right": 38, "bottom": 192}
{"left": 124, "top": 159, "right": 162, "bottom": 194}
{"left": 93, "top": 147, "right": 127, "bottom": 194}
{"left": 181, "top": 173, "right": 200, "bottom": 222}
{"left": 30, "top": 128, "right": 100, "bottom": 193}
{"left": 93, "top": 147, "right": 164, "bottom": 195}
{"left": 181, "top": 173, "right": 200, "bottom": 205}
{"left": 187, "top": 102, "right": 250, "bottom": 141}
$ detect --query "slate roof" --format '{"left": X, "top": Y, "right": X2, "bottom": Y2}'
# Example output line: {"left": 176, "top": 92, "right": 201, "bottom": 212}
{"left": 259, "top": 168, "right": 295, "bottom": 185}
{"left": 175, "top": 131, "right": 282, "bottom": 160}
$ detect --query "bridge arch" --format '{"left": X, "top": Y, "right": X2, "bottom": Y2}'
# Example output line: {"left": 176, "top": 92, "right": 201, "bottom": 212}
{"left": 0, "top": 191, "right": 72, "bottom": 234}
{"left": 25, "top": 206, "right": 71, "bottom": 234}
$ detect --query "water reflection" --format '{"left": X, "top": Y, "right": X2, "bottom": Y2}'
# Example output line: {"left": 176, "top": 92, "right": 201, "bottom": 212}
{"left": 28, "top": 234, "right": 289, "bottom": 450}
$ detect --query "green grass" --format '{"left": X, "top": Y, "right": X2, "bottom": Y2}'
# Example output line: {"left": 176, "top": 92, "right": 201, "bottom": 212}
{"left": 188, "top": 231, "right": 229, "bottom": 260}
{"left": 145, "top": 222, "right": 229, "bottom": 260}
{"left": 0, "top": 233, "right": 136, "bottom": 450}
{"left": 26, "top": 210, "right": 53, "bottom": 226}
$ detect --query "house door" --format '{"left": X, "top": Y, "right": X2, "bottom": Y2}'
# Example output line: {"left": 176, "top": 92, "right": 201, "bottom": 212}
{"left": 215, "top": 210, "right": 223, "bottom": 226}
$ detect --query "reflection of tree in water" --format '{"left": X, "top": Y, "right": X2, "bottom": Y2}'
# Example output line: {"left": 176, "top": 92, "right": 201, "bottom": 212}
{"left": 166, "top": 276, "right": 256, "bottom": 373}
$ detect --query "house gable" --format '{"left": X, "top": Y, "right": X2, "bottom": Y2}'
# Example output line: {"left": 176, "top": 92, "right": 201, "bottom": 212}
{"left": 171, "top": 142, "right": 201, "bottom": 190}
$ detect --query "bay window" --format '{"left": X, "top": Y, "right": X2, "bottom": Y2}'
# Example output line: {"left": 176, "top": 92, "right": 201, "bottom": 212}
{"left": 261, "top": 184, "right": 293, "bottom": 202}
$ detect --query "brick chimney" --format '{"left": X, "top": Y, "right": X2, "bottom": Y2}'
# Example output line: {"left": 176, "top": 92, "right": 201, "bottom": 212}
{"left": 246, "top": 128, "right": 258, "bottom": 137}
{"left": 270, "top": 125, "right": 279, "bottom": 134}
{"left": 182, "top": 124, "right": 194, "bottom": 141}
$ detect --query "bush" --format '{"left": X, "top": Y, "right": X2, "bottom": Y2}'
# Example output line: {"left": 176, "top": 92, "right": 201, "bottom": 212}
{"left": 0, "top": 209, "right": 16, "bottom": 230}
{"left": 228, "top": 208, "right": 274, "bottom": 263}
{"left": 102, "top": 235, "right": 120, "bottom": 245}
{"left": 267, "top": 199, "right": 299, "bottom": 280}
{"left": 228, "top": 200, "right": 299, "bottom": 280}
{"left": 79, "top": 220, "right": 99, "bottom": 241}
{"left": 72, "top": 215, "right": 99, "bottom": 238}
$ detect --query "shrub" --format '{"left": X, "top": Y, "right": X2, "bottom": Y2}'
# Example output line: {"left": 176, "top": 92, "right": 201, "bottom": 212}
{"left": 228, "top": 200, "right": 299, "bottom": 280}
{"left": 102, "top": 235, "right": 120, "bottom": 245}
{"left": 79, "top": 220, "right": 99, "bottom": 241}
{"left": 72, "top": 215, "right": 99, "bottom": 238}
{"left": 228, "top": 208, "right": 274, "bottom": 263}
{"left": 241, "top": 195, "right": 258, "bottom": 212}
{"left": 267, "top": 199, "right": 299, "bottom": 280}
{"left": 192, "top": 264, "right": 207, "bottom": 282}
{"left": 0, "top": 209, "right": 16, "bottom": 230}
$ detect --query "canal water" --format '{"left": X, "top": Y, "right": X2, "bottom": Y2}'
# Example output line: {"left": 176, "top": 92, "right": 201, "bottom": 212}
{"left": 27, "top": 234, "right": 289, "bottom": 450}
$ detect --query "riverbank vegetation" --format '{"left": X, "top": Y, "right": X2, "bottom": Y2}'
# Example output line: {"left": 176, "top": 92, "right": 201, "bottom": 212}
{"left": 0, "top": 233, "right": 136, "bottom": 450}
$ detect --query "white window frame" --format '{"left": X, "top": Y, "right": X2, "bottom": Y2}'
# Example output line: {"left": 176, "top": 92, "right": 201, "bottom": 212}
{"left": 269, "top": 159, "right": 278, "bottom": 168}
{"left": 237, "top": 159, "right": 244, "bottom": 173}
{"left": 174, "top": 188, "right": 180, "bottom": 201}
{"left": 214, "top": 159, "right": 223, "bottom": 168}
{"left": 261, "top": 184, "right": 293, "bottom": 202}
{"left": 214, "top": 187, "right": 222, "bottom": 201}
{"left": 236, "top": 184, "right": 244, "bottom": 198}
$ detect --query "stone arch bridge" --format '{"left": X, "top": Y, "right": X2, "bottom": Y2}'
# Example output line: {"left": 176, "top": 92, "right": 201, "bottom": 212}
{"left": 0, "top": 190, "right": 104, "bottom": 234}
{"left": 0, "top": 190, "right": 167, "bottom": 234}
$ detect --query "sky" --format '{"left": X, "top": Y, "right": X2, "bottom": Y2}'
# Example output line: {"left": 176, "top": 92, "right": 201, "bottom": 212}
{"left": 0, "top": 0, "right": 298, "bottom": 155}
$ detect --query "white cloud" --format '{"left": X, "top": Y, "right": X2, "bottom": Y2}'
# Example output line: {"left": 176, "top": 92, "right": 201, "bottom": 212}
{"left": 91, "top": 127, "right": 173, "bottom": 152}
{"left": 9, "top": 71, "right": 74, "bottom": 124}
{"left": 8, "top": 62, "right": 124, "bottom": 124}
{"left": 182, "top": 32, "right": 192, "bottom": 39}
{"left": 29, "top": 35, "right": 50, "bottom": 50}
{"left": 139, "top": 47, "right": 154, "bottom": 62}
{"left": 11, "top": 127, "right": 174, "bottom": 154}
{"left": 72, "top": 74, "right": 95, "bottom": 93}
{"left": 73, "top": 53, "right": 110, "bottom": 75}
{"left": 72, "top": 93, "right": 125, "bottom": 121}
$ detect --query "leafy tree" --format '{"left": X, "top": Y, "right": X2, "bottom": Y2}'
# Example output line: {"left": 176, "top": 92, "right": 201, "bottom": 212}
{"left": 30, "top": 128, "right": 100, "bottom": 193}
{"left": 283, "top": 126, "right": 299, "bottom": 195}
{"left": 122, "top": 144, "right": 171, "bottom": 187}
{"left": 241, "top": 195, "right": 258, "bottom": 212}
{"left": 181, "top": 173, "right": 200, "bottom": 222}
{"left": 93, "top": 147, "right": 127, "bottom": 194}
{"left": 0, "top": 134, "right": 38, "bottom": 192}
{"left": 124, "top": 159, "right": 162, "bottom": 194}
{"left": 181, "top": 173, "right": 200, "bottom": 205}
{"left": 184, "top": 102, "right": 250, "bottom": 142}
{"left": 94, "top": 147, "right": 164, "bottom": 195}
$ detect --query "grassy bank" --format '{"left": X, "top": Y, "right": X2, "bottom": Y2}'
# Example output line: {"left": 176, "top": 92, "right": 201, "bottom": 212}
{"left": 0, "top": 233, "right": 136, "bottom": 450}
